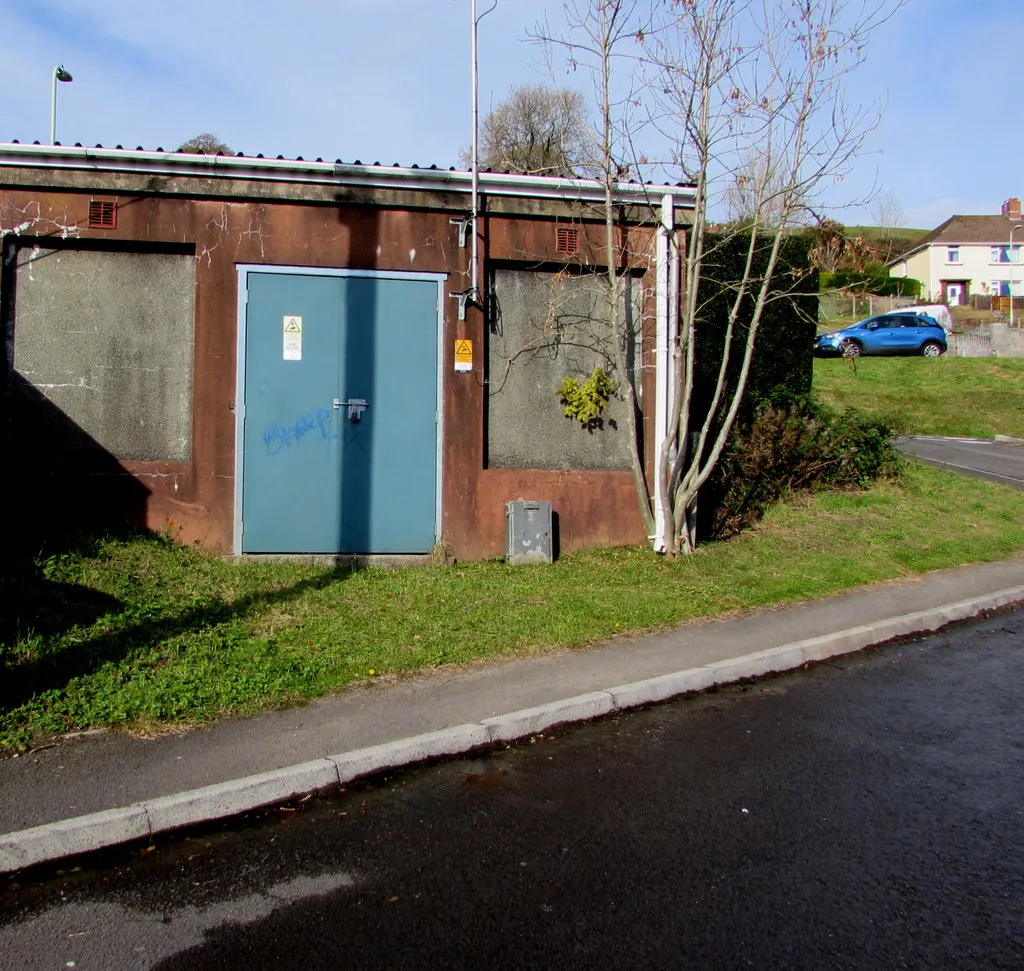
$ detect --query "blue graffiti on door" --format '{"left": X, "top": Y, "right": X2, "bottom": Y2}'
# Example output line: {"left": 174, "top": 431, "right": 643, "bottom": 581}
{"left": 263, "top": 407, "right": 338, "bottom": 456}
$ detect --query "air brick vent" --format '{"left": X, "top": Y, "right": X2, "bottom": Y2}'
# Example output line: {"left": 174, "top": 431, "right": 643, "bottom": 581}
{"left": 88, "top": 200, "right": 117, "bottom": 229}
{"left": 555, "top": 226, "right": 580, "bottom": 255}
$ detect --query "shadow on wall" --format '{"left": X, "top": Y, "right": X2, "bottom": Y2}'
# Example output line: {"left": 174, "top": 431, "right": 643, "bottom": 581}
{"left": 3, "top": 370, "right": 152, "bottom": 557}
{"left": 0, "top": 371, "right": 152, "bottom": 658}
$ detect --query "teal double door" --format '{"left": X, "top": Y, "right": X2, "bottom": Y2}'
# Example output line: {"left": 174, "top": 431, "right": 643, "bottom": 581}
{"left": 238, "top": 270, "right": 440, "bottom": 554}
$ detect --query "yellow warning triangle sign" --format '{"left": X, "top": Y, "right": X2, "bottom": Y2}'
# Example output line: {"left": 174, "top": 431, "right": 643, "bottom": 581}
{"left": 455, "top": 339, "right": 472, "bottom": 355}
{"left": 284, "top": 319, "right": 301, "bottom": 332}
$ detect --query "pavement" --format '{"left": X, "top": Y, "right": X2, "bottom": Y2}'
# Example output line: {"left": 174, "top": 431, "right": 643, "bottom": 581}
{"left": 2, "top": 554, "right": 1024, "bottom": 876}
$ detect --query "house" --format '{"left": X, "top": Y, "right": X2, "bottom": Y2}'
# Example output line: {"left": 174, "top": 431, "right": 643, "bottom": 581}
{"left": 0, "top": 142, "right": 697, "bottom": 561}
{"left": 888, "top": 198, "right": 1024, "bottom": 306}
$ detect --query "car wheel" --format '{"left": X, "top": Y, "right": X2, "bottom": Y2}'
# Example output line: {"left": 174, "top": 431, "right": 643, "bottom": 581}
{"left": 921, "top": 340, "right": 944, "bottom": 358}
{"left": 840, "top": 340, "right": 862, "bottom": 358}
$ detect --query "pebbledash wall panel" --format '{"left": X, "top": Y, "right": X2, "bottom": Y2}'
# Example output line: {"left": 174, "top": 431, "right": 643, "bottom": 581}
{"left": 12, "top": 244, "right": 195, "bottom": 462}
{"left": 487, "top": 266, "right": 641, "bottom": 472}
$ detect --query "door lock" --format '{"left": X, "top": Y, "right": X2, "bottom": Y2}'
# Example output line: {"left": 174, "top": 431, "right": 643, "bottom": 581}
{"left": 334, "top": 398, "right": 369, "bottom": 422}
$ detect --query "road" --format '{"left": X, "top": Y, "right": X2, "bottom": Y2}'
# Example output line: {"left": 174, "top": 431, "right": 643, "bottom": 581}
{"left": 1, "top": 609, "right": 1023, "bottom": 970}
{"left": 899, "top": 435, "right": 1024, "bottom": 489}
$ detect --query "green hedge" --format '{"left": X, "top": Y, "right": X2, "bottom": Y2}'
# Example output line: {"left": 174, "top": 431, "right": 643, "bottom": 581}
{"left": 820, "top": 271, "right": 921, "bottom": 297}
{"left": 690, "top": 232, "right": 818, "bottom": 538}
{"left": 691, "top": 232, "right": 818, "bottom": 429}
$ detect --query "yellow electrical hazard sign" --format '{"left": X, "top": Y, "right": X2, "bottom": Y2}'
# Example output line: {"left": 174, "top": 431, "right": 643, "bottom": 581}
{"left": 454, "top": 339, "right": 473, "bottom": 372}
{"left": 283, "top": 315, "right": 302, "bottom": 360}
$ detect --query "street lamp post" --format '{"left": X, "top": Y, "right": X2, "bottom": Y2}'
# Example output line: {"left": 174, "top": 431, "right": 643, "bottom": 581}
{"left": 49, "top": 64, "right": 73, "bottom": 145}
{"left": 1010, "top": 223, "right": 1024, "bottom": 328}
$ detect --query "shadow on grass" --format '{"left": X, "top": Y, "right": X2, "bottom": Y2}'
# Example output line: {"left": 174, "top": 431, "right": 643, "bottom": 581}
{"left": 0, "top": 531, "right": 358, "bottom": 714}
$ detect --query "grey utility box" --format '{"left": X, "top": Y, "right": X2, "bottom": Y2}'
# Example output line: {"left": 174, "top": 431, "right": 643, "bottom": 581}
{"left": 505, "top": 500, "right": 554, "bottom": 565}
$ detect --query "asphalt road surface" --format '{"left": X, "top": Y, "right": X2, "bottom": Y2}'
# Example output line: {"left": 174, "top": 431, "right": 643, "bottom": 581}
{"left": 898, "top": 435, "right": 1024, "bottom": 489}
{"left": 1, "top": 609, "right": 1023, "bottom": 970}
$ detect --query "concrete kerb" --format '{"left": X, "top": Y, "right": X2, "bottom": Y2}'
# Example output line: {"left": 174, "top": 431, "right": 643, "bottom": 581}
{"left": 0, "top": 806, "right": 150, "bottom": 875}
{"left": 3, "top": 583, "right": 1023, "bottom": 876}
{"left": 329, "top": 723, "right": 492, "bottom": 784}
{"left": 145, "top": 759, "right": 341, "bottom": 836}
{"left": 481, "top": 691, "right": 617, "bottom": 743}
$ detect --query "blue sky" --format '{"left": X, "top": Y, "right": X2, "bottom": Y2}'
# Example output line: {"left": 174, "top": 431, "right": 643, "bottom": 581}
{"left": 1, "top": 0, "right": 1021, "bottom": 229}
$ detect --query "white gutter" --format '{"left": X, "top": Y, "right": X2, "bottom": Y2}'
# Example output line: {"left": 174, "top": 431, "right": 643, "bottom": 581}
{"left": 0, "top": 143, "right": 695, "bottom": 209}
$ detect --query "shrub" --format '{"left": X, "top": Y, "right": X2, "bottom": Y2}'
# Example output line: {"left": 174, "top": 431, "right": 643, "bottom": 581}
{"left": 558, "top": 367, "right": 619, "bottom": 429}
{"left": 708, "top": 394, "right": 903, "bottom": 539}
{"left": 820, "top": 271, "right": 921, "bottom": 298}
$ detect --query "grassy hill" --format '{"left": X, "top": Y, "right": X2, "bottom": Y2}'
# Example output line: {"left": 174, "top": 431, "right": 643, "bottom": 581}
{"left": 844, "top": 225, "right": 929, "bottom": 242}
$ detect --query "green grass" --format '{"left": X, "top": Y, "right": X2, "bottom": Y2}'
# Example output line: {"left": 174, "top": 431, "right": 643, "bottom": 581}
{"left": 2, "top": 462, "right": 1023, "bottom": 751}
{"left": 813, "top": 357, "right": 1024, "bottom": 439}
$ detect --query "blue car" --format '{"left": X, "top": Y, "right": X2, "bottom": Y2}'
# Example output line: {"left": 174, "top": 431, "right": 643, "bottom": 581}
{"left": 814, "top": 313, "right": 947, "bottom": 358}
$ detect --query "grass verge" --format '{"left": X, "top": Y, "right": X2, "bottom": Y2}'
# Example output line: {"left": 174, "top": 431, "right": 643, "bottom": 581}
{"left": 2, "top": 462, "right": 1023, "bottom": 752}
{"left": 813, "top": 356, "right": 1024, "bottom": 439}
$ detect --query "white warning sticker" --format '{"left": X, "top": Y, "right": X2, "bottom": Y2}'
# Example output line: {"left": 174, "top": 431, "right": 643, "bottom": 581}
{"left": 283, "top": 315, "right": 302, "bottom": 360}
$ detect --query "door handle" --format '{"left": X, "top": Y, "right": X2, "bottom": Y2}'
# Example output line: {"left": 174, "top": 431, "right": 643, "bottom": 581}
{"left": 334, "top": 398, "right": 369, "bottom": 422}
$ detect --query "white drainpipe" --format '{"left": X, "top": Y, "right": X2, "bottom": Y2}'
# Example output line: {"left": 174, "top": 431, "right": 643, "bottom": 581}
{"left": 652, "top": 193, "right": 675, "bottom": 552}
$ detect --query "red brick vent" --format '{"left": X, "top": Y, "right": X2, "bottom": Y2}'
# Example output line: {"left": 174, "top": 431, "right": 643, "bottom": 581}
{"left": 88, "top": 200, "right": 117, "bottom": 229}
{"left": 556, "top": 226, "right": 580, "bottom": 255}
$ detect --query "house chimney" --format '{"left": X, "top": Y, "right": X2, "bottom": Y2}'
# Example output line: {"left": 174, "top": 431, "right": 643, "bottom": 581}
{"left": 1002, "top": 197, "right": 1022, "bottom": 219}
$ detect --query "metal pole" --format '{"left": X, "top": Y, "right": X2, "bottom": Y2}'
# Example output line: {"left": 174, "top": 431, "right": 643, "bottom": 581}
{"left": 470, "top": 0, "right": 479, "bottom": 304}
{"left": 50, "top": 67, "right": 58, "bottom": 144}
{"left": 468, "top": 1, "right": 496, "bottom": 308}
{"left": 1011, "top": 223, "right": 1023, "bottom": 327}
{"left": 49, "top": 65, "right": 72, "bottom": 145}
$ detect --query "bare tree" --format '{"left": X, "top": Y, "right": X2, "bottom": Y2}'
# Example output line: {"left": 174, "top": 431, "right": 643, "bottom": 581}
{"left": 870, "top": 188, "right": 904, "bottom": 235}
{"left": 463, "top": 84, "right": 592, "bottom": 176}
{"left": 869, "top": 187, "right": 905, "bottom": 260}
{"left": 177, "top": 133, "right": 232, "bottom": 154}
{"left": 726, "top": 150, "right": 811, "bottom": 228}
{"left": 538, "top": 0, "right": 898, "bottom": 554}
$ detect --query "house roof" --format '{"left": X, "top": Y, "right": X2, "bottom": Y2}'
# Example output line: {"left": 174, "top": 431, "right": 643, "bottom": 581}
{"left": 0, "top": 142, "right": 696, "bottom": 210}
{"left": 888, "top": 214, "right": 1024, "bottom": 265}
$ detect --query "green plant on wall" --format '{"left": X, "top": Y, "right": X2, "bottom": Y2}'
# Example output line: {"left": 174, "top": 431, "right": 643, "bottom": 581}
{"left": 558, "top": 367, "right": 619, "bottom": 430}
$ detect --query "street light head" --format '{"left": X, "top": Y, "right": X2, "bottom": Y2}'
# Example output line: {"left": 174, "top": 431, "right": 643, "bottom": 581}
{"left": 54, "top": 65, "right": 73, "bottom": 83}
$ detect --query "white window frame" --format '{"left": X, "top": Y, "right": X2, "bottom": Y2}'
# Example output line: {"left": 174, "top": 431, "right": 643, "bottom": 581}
{"left": 990, "top": 244, "right": 1023, "bottom": 264}
{"left": 946, "top": 246, "right": 960, "bottom": 263}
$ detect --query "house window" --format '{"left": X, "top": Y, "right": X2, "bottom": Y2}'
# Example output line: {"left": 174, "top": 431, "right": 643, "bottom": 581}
{"left": 990, "top": 245, "right": 1022, "bottom": 264}
{"left": 991, "top": 280, "right": 1022, "bottom": 296}
{"left": 946, "top": 246, "right": 960, "bottom": 263}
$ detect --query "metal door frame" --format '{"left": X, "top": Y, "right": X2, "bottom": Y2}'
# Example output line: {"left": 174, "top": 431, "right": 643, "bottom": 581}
{"left": 234, "top": 265, "right": 446, "bottom": 555}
